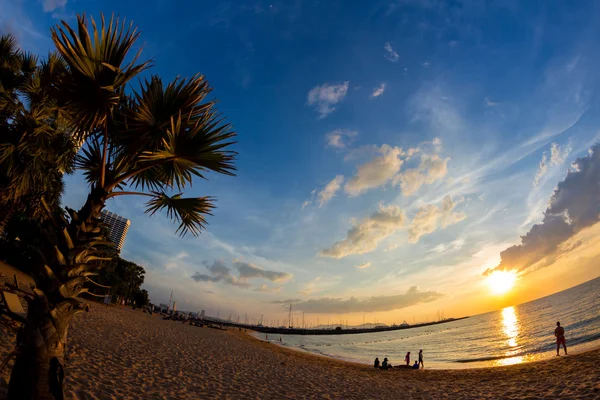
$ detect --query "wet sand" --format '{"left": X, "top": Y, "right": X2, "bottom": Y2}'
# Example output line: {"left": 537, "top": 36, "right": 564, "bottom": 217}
{"left": 1, "top": 300, "right": 599, "bottom": 399}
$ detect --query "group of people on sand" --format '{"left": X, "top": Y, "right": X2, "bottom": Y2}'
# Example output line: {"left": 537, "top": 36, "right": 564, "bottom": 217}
{"left": 374, "top": 349, "right": 424, "bottom": 370}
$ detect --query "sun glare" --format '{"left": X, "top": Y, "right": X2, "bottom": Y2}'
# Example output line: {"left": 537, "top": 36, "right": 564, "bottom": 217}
{"left": 486, "top": 270, "right": 517, "bottom": 295}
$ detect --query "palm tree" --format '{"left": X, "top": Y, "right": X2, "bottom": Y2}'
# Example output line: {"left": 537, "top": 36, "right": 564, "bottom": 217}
{"left": 5, "top": 14, "right": 236, "bottom": 399}
{"left": 0, "top": 35, "right": 76, "bottom": 232}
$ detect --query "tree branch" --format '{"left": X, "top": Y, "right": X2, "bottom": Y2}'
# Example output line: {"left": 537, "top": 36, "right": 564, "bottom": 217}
{"left": 99, "top": 118, "right": 109, "bottom": 188}
{"left": 106, "top": 191, "right": 153, "bottom": 199}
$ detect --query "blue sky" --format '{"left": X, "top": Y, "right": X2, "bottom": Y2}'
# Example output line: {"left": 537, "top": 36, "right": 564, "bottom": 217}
{"left": 4, "top": 0, "right": 600, "bottom": 325}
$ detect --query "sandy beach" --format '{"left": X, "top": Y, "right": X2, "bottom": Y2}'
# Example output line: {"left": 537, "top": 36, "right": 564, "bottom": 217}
{"left": 0, "top": 298, "right": 598, "bottom": 400}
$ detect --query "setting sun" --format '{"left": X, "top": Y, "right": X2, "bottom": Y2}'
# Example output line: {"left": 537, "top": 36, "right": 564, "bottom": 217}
{"left": 487, "top": 270, "right": 517, "bottom": 295}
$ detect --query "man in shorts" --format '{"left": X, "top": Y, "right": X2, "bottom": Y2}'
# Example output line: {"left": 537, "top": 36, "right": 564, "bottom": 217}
{"left": 555, "top": 321, "right": 567, "bottom": 356}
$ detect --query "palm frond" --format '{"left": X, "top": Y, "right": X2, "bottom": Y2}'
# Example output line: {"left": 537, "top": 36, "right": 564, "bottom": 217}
{"left": 0, "top": 34, "right": 19, "bottom": 63}
{"left": 108, "top": 75, "right": 237, "bottom": 191}
{"left": 145, "top": 192, "right": 215, "bottom": 236}
{"left": 74, "top": 138, "right": 103, "bottom": 185}
{"left": 50, "top": 13, "right": 151, "bottom": 138}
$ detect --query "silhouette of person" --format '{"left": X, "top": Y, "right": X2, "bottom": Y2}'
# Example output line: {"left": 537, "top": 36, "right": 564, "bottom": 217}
{"left": 405, "top": 351, "right": 411, "bottom": 366}
{"left": 374, "top": 357, "right": 380, "bottom": 369}
{"left": 555, "top": 321, "right": 567, "bottom": 356}
{"left": 381, "top": 357, "right": 390, "bottom": 370}
{"left": 418, "top": 349, "right": 424, "bottom": 368}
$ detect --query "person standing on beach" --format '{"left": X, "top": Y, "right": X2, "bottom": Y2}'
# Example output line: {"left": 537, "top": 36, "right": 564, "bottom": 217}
{"left": 555, "top": 321, "right": 567, "bottom": 356}
{"left": 405, "top": 352, "right": 411, "bottom": 366}
{"left": 418, "top": 349, "right": 424, "bottom": 368}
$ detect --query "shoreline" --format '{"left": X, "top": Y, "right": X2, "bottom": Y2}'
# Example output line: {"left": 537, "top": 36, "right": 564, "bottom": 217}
{"left": 247, "top": 329, "right": 600, "bottom": 371}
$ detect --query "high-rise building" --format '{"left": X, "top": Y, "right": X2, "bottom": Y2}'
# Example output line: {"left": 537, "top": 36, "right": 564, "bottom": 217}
{"left": 99, "top": 210, "right": 131, "bottom": 251}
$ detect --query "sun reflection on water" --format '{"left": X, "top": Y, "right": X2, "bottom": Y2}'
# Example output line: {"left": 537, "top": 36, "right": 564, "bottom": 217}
{"left": 493, "top": 306, "right": 526, "bottom": 366}
{"left": 502, "top": 306, "right": 519, "bottom": 348}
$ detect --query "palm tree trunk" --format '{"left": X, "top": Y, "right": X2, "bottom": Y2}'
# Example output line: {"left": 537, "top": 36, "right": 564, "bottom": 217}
{"left": 77, "top": 187, "right": 107, "bottom": 222}
{"left": 7, "top": 191, "right": 108, "bottom": 399}
{"left": 8, "top": 298, "right": 70, "bottom": 400}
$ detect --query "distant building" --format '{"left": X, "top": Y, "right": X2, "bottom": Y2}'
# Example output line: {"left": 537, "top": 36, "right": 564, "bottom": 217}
{"left": 99, "top": 210, "right": 131, "bottom": 251}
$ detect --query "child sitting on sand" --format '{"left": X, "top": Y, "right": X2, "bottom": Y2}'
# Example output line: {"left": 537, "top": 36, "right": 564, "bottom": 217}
{"left": 374, "top": 357, "right": 380, "bottom": 369}
{"left": 412, "top": 361, "right": 419, "bottom": 369}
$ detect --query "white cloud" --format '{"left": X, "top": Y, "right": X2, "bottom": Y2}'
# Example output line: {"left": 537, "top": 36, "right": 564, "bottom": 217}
{"left": 325, "top": 129, "right": 357, "bottom": 149}
{"left": 317, "top": 175, "right": 344, "bottom": 207}
{"left": 345, "top": 145, "right": 405, "bottom": 195}
{"left": 487, "top": 144, "right": 600, "bottom": 276}
{"left": 164, "top": 251, "right": 189, "bottom": 270}
{"left": 408, "top": 196, "right": 467, "bottom": 243}
{"left": 42, "top": 0, "right": 67, "bottom": 12}
{"left": 484, "top": 97, "right": 498, "bottom": 107}
{"left": 319, "top": 203, "right": 406, "bottom": 258}
{"left": 395, "top": 154, "right": 450, "bottom": 196}
{"left": 533, "top": 142, "right": 572, "bottom": 186}
{"left": 307, "top": 82, "right": 349, "bottom": 118}
{"left": 384, "top": 42, "right": 399, "bottom": 62}
{"left": 289, "top": 286, "right": 443, "bottom": 313}
{"left": 533, "top": 153, "right": 548, "bottom": 187}
{"left": 550, "top": 141, "right": 571, "bottom": 164}
{"left": 370, "top": 83, "right": 386, "bottom": 99}
{"left": 410, "top": 85, "right": 462, "bottom": 133}
{"left": 355, "top": 262, "right": 372, "bottom": 269}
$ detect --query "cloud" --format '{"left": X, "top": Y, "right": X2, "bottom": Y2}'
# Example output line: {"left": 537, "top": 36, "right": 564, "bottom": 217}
{"left": 384, "top": 42, "right": 399, "bottom": 62}
{"left": 410, "top": 85, "right": 462, "bottom": 134}
{"left": 271, "top": 299, "right": 302, "bottom": 304}
{"left": 317, "top": 175, "right": 344, "bottom": 207}
{"left": 191, "top": 260, "right": 292, "bottom": 289}
{"left": 319, "top": 203, "right": 406, "bottom": 258}
{"left": 307, "top": 82, "right": 349, "bottom": 118}
{"left": 534, "top": 142, "right": 572, "bottom": 186}
{"left": 42, "top": 0, "right": 67, "bottom": 12}
{"left": 550, "top": 142, "right": 571, "bottom": 164}
{"left": 355, "top": 262, "right": 372, "bottom": 269}
{"left": 408, "top": 196, "right": 467, "bottom": 243}
{"left": 370, "top": 83, "right": 386, "bottom": 98}
{"left": 533, "top": 153, "right": 549, "bottom": 187}
{"left": 395, "top": 154, "right": 450, "bottom": 196}
{"left": 345, "top": 145, "right": 405, "bottom": 195}
{"left": 235, "top": 261, "right": 292, "bottom": 283}
{"left": 326, "top": 129, "right": 357, "bottom": 149}
{"left": 486, "top": 144, "right": 600, "bottom": 276}
{"left": 288, "top": 286, "right": 443, "bottom": 314}
{"left": 254, "top": 284, "right": 283, "bottom": 293}
{"left": 484, "top": 97, "right": 498, "bottom": 107}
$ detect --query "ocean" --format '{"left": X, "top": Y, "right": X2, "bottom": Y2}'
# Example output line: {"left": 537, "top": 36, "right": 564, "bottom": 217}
{"left": 258, "top": 276, "right": 600, "bottom": 368}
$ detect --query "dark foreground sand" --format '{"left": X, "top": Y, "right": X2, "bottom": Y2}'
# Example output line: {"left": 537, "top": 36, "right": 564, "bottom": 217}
{"left": 1, "top": 300, "right": 599, "bottom": 399}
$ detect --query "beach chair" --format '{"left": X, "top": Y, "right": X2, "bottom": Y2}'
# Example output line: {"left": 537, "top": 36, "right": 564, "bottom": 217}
{"left": 0, "top": 291, "right": 27, "bottom": 321}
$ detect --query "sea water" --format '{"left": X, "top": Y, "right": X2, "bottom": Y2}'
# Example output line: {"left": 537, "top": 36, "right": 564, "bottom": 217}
{"left": 260, "top": 276, "right": 600, "bottom": 368}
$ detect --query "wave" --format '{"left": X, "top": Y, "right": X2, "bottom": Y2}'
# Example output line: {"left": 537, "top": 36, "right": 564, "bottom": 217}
{"left": 454, "top": 331, "right": 600, "bottom": 363}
